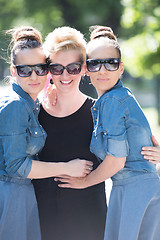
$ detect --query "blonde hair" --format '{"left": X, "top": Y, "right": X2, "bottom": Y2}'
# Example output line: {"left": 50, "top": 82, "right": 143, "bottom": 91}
{"left": 6, "top": 26, "right": 42, "bottom": 65}
{"left": 87, "top": 25, "right": 121, "bottom": 59}
{"left": 43, "top": 26, "right": 87, "bottom": 63}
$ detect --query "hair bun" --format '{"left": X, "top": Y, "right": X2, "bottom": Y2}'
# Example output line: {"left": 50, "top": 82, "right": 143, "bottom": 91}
{"left": 7, "top": 26, "right": 42, "bottom": 44}
{"left": 89, "top": 25, "right": 117, "bottom": 41}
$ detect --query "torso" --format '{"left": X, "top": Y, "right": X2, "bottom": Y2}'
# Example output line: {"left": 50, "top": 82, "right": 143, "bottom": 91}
{"left": 32, "top": 97, "right": 107, "bottom": 240}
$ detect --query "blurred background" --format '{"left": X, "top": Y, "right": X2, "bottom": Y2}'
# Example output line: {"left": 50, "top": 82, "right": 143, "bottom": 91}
{"left": 0, "top": 0, "right": 160, "bottom": 142}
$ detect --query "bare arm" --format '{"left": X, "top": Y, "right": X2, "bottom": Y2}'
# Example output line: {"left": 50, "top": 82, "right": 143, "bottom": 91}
{"left": 27, "top": 159, "right": 93, "bottom": 179}
{"left": 55, "top": 155, "right": 126, "bottom": 189}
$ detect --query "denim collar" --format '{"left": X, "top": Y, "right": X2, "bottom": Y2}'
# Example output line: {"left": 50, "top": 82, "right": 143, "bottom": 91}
{"left": 93, "top": 79, "right": 123, "bottom": 108}
{"left": 12, "top": 83, "right": 39, "bottom": 111}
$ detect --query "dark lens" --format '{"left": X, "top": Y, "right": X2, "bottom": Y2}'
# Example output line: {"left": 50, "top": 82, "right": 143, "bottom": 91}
{"left": 104, "top": 59, "right": 120, "bottom": 71}
{"left": 35, "top": 64, "right": 49, "bottom": 76}
{"left": 16, "top": 65, "right": 32, "bottom": 77}
{"left": 49, "top": 64, "right": 64, "bottom": 75}
{"left": 86, "top": 60, "right": 100, "bottom": 72}
{"left": 66, "top": 63, "right": 81, "bottom": 75}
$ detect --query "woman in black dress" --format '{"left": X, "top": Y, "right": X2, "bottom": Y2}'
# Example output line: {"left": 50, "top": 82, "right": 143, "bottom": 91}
{"left": 32, "top": 26, "right": 107, "bottom": 240}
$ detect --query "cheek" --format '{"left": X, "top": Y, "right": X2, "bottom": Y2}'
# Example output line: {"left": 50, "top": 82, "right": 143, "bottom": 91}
{"left": 41, "top": 77, "right": 47, "bottom": 88}
{"left": 88, "top": 72, "right": 97, "bottom": 82}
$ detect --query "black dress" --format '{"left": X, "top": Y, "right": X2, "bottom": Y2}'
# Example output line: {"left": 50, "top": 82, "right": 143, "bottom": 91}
{"left": 32, "top": 98, "right": 107, "bottom": 240}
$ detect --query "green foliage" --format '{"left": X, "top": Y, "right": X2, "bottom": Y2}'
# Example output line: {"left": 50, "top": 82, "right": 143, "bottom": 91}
{"left": 121, "top": 0, "right": 160, "bottom": 79}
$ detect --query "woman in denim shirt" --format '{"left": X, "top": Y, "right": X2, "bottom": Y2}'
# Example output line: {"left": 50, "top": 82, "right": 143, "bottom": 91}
{"left": 57, "top": 26, "right": 160, "bottom": 240}
{"left": 0, "top": 26, "right": 92, "bottom": 240}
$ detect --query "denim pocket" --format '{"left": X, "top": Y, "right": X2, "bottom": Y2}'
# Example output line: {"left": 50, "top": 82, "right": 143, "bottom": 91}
{"left": 90, "top": 124, "right": 107, "bottom": 161}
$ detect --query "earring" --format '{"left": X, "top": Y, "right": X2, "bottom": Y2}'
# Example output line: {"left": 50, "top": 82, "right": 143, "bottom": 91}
{"left": 50, "top": 79, "right": 54, "bottom": 84}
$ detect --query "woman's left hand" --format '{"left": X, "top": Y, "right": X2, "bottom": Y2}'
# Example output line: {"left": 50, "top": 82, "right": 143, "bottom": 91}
{"left": 54, "top": 175, "right": 88, "bottom": 189}
{"left": 141, "top": 136, "right": 160, "bottom": 164}
{"left": 46, "top": 83, "right": 57, "bottom": 106}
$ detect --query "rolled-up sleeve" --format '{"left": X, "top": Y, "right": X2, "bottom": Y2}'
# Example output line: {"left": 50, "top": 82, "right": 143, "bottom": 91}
{"left": 0, "top": 100, "right": 32, "bottom": 178}
{"left": 101, "top": 97, "right": 129, "bottom": 158}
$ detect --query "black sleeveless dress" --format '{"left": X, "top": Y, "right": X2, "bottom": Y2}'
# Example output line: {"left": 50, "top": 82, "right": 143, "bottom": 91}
{"left": 32, "top": 98, "right": 107, "bottom": 240}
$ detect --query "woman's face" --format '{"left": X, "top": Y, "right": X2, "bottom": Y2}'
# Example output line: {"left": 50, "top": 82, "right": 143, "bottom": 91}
{"left": 87, "top": 43, "right": 124, "bottom": 96}
{"left": 49, "top": 49, "right": 86, "bottom": 95}
{"left": 10, "top": 48, "right": 48, "bottom": 100}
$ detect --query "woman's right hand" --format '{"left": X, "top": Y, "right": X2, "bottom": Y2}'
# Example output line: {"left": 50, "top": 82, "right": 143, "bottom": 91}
{"left": 141, "top": 136, "right": 160, "bottom": 164}
{"left": 67, "top": 159, "right": 93, "bottom": 177}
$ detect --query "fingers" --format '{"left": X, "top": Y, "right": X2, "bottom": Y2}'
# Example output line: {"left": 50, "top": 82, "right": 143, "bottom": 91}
{"left": 55, "top": 174, "right": 69, "bottom": 178}
{"left": 148, "top": 160, "right": 159, "bottom": 165}
{"left": 58, "top": 183, "right": 71, "bottom": 188}
{"left": 46, "top": 84, "right": 53, "bottom": 95}
{"left": 54, "top": 176, "right": 71, "bottom": 183}
{"left": 141, "top": 147, "right": 159, "bottom": 152}
{"left": 86, "top": 160, "right": 93, "bottom": 166}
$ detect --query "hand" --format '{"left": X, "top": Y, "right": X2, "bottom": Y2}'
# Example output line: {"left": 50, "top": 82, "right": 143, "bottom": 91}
{"left": 46, "top": 84, "right": 57, "bottom": 106}
{"left": 67, "top": 159, "right": 93, "bottom": 177}
{"left": 54, "top": 175, "right": 87, "bottom": 189}
{"left": 141, "top": 136, "right": 160, "bottom": 164}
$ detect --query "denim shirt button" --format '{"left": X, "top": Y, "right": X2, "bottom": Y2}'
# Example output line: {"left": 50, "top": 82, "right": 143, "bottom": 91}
{"left": 36, "top": 107, "right": 39, "bottom": 110}
{"left": 35, "top": 132, "right": 38, "bottom": 135}
{"left": 104, "top": 132, "right": 107, "bottom": 135}
{"left": 93, "top": 108, "right": 96, "bottom": 111}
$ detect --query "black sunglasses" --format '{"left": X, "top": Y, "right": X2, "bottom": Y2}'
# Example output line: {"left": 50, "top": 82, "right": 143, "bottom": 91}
{"left": 15, "top": 63, "right": 49, "bottom": 77}
{"left": 86, "top": 58, "right": 121, "bottom": 72}
{"left": 49, "top": 63, "right": 82, "bottom": 75}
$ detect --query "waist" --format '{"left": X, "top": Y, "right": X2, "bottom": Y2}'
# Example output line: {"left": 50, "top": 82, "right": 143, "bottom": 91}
{"left": 112, "top": 172, "right": 159, "bottom": 186}
{"left": 0, "top": 175, "right": 31, "bottom": 185}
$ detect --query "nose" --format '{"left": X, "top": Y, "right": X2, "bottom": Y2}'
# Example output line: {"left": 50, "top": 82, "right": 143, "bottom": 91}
{"left": 61, "top": 69, "right": 70, "bottom": 78}
{"left": 30, "top": 70, "right": 38, "bottom": 80}
{"left": 99, "top": 64, "right": 107, "bottom": 73}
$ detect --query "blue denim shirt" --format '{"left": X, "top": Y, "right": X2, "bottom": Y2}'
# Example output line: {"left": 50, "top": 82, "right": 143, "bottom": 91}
{"left": 0, "top": 83, "right": 47, "bottom": 179}
{"left": 90, "top": 80, "right": 156, "bottom": 180}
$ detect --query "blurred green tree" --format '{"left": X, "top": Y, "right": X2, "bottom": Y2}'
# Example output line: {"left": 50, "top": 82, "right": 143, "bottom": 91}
{"left": 120, "top": 0, "right": 160, "bottom": 122}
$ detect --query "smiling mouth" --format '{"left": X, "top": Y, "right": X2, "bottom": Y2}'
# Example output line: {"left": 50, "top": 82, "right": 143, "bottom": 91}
{"left": 60, "top": 80, "right": 73, "bottom": 85}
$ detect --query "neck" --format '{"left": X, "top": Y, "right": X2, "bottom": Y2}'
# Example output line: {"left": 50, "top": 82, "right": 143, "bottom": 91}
{"left": 43, "top": 89, "right": 87, "bottom": 117}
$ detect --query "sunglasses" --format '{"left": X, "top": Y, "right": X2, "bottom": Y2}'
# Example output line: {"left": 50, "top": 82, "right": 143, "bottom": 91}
{"left": 86, "top": 58, "right": 121, "bottom": 72}
{"left": 49, "top": 63, "right": 82, "bottom": 75}
{"left": 15, "top": 63, "right": 49, "bottom": 77}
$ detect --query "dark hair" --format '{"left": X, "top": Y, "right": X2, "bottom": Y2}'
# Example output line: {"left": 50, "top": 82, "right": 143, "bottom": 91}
{"left": 6, "top": 26, "right": 42, "bottom": 65}
{"left": 88, "top": 25, "right": 121, "bottom": 59}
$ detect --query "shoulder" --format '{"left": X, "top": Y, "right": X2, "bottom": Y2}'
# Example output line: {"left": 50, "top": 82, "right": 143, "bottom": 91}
{"left": 0, "top": 93, "right": 29, "bottom": 122}
{"left": 105, "top": 86, "right": 133, "bottom": 102}
{"left": 98, "top": 86, "right": 134, "bottom": 112}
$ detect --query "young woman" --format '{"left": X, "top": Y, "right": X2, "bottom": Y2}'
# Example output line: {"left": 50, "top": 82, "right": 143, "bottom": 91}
{"left": 0, "top": 26, "right": 92, "bottom": 240}
{"left": 57, "top": 26, "right": 160, "bottom": 240}
{"left": 32, "top": 26, "right": 107, "bottom": 240}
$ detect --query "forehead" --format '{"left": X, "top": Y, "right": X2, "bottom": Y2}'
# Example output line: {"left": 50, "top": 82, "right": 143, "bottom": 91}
{"left": 87, "top": 39, "right": 118, "bottom": 59}
{"left": 50, "top": 49, "right": 82, "bottom": 64}
{"left": 15, "top": 48, "right": 46, "bottom": 65}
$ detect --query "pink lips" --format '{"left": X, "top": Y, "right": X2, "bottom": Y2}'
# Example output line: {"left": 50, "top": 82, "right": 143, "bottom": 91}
{"left": 29, "top": 83, "right": 40, "bottom": 87}
{"left": 97, "top": 78, "right": 110, "bottom": 82}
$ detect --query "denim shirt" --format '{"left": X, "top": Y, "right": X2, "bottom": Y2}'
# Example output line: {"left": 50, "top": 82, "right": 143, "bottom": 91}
{"left": 0, "top": 83, "right": 47, "bottom": 179}
{"left": 90, "top": 80, "right": 156, "bottom": 180}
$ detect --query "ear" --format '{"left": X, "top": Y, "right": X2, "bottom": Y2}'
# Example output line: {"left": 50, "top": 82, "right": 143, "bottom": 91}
{"left": 10, "top": 65, "right": 16, "bottom": 77}
{"left": 119, "top": 62, "right": 124, "bottom": 75}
